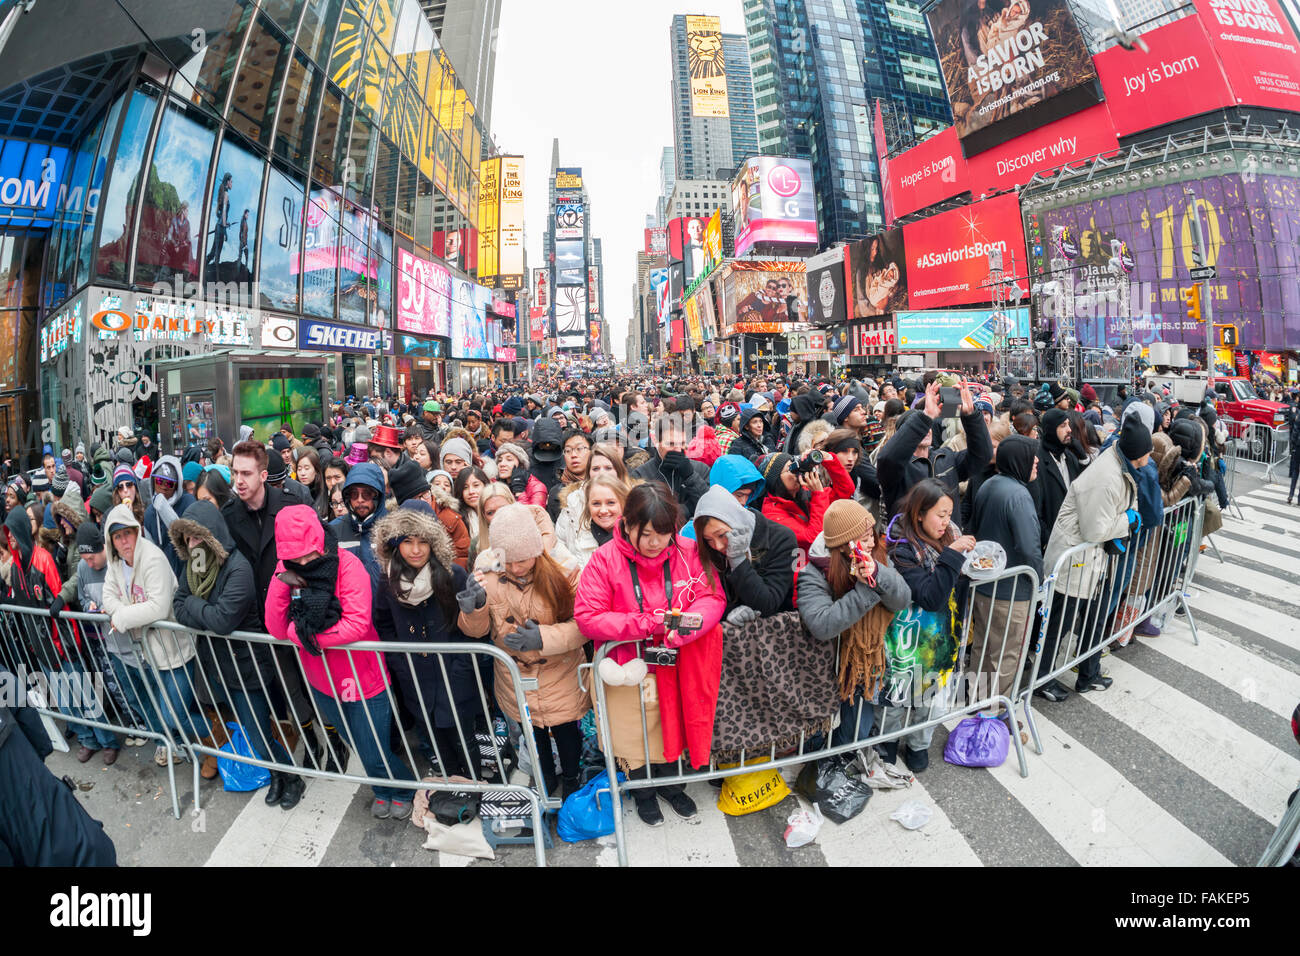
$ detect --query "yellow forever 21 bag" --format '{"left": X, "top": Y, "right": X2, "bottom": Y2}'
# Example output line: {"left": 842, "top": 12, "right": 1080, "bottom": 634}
{"left": 716, "top": 759, "right": 791, "bottom": 816}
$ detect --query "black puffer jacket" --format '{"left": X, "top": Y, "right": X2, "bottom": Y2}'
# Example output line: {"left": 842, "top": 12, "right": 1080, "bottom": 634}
{"left": 876, "top": 409, "right": 992, "bottom": 518}
{"left": 731, "top": 408, "right": 775, "bottom": 461}
{"left": 782, "top": 394, "right": 825, "bottom": 453}
{"left": 631, "top": 448, "right": 710, "bottom": 524}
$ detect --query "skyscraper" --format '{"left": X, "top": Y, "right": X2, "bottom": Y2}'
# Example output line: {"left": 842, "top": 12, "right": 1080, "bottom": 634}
{"left": 670, "top": 14, "right": 759, "bottom": 180}
{"left": 420, "top": 0, "right": 502, "bottom": 131}
{"left": 743, "top": 0, "right": 951, "bottom": 245}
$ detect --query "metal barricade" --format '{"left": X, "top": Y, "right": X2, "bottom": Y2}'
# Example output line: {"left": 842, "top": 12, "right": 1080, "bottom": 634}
{"left": 0, "top": 604, "right": 185, "bottom": 819}
{"left": 1256, "top": 790, "right": 1300, "bottom": 866}
{"left": 1017, "top": 496, "right": 1203, "bottom": 757}
{"left": 144, "top": 620, "right": 560, "bottom": 866}
{"left": 587, "top": 564, "right": 1041, "bottom": 867}
{"left": 1221, "top": 417, "right": 1290, "bottom": 485}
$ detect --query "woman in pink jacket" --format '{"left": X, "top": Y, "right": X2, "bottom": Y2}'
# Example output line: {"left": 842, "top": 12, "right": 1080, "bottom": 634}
{"left": 265, "top": 505, "right": 415, "bottom": 821}
{"left": 574, "top": 481, "right": 726, "bottom": 828}
{"left": 494, "top": 442, "right": 549, "bottom": 508}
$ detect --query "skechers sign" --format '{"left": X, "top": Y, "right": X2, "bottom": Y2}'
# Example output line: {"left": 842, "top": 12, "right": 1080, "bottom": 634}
{"left": 299, "top": 318, "right": 388, "bottom": 353}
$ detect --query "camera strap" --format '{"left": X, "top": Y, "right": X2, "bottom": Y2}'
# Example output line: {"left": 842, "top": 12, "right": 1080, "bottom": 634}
{"left": 626, "top": 558, "right": 673, "bottom": 613}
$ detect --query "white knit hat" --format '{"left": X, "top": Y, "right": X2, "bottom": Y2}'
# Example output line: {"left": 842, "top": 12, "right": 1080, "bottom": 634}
{"left": 488, "top": 504, "right": 543, "bottom": 563}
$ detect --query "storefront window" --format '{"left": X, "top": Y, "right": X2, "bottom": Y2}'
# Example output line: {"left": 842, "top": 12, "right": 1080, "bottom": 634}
{"left": 373, "top": 223, "right": 393, "bottom": 328}
{"left": 203, "top": 134, "right": 265, "bottom": 301}
{"left": 337, "top": 195, "right": 371, "bottom": 325}
{"left": 134, "top": 103, "right": 216, "bottom": 288}
{"left": 261, "top": 164, "right": 305, "bottom": 312}
{"left": 227, "top": 13, "right": 290, "bottom": 148}
{"left": 96, "top": 87, "right": 160, "bottom": 282}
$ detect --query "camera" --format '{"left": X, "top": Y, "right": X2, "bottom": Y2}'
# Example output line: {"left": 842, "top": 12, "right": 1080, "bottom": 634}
{"left": 791, "top": 449, "right": 827, "bottom": 474}
{"left": 642, "top": 646, "right": 679, "bottom": 667}
{"left": 939, "top": 386, "right": 961, "bottom": 419}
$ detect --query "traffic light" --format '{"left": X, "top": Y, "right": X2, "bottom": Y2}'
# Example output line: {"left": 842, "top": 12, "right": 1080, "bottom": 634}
{"left": 1217, "top": 324, "right": 1238, "bottom": 347}
{"left": 1181, "top": 285, "right": 1202, "bottom": 322}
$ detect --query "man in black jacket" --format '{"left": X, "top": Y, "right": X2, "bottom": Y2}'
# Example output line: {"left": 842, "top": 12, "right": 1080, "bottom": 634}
{"left": 631, "top": 413, "right": 710, "bottom": 525}
{"left": 876, "top": 380, "right": 993, "bottom": 518}
{"left": 781, "top": 392, "right": 826, "bottom": 453}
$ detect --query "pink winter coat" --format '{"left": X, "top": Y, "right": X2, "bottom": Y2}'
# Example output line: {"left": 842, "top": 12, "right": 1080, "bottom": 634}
{"left": 516, "top": 473, "right": 550, "bottom": 508}
{"left": 264, "top": 505, "right": 389, "bottom": 700}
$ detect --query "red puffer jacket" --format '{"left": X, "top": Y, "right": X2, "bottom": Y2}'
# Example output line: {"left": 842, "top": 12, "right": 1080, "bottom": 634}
{"left": 761, "top": 453, "right": 855, "bottom": 553}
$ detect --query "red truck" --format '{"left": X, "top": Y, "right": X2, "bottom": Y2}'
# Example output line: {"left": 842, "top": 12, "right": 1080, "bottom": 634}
{"left": 1211, "top": 376, "right": 1288, "bottom": 457}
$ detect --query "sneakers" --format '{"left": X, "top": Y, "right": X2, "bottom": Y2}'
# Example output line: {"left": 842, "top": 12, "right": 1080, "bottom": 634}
{"left": 1134, "top": 618, "right": 1162, "bottom": 637}
{"left": 125, "top": 735, "right": 148, "bottom": 747}
{"left": 635, "top": 796, "right": 663, "bottom": 827}
{"left": 662, "top": 790, "right": 698, "bottom": 820}
{"left": 1034, "top": 679, "right": 1070, "bottom": 703}
{"left": 371, "top": 798, "right": 392, "bottom": 819}
{"left": 1075, "top": 675, "right": 1114, "bottom": 693}
{"left": 389, "top": 799, "right": 412, "bottom": 821}
{"left": 154, "top": 745, "right": 184, "bottom": 766}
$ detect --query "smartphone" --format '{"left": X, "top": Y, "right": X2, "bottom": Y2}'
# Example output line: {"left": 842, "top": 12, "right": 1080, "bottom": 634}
{"left": 939, "top": 386, "right": 961, "bottom": 419}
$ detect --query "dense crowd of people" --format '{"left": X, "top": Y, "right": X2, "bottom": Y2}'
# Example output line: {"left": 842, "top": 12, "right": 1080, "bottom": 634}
{"left": 1, "top": 367, "right": 1288, "bottom": 833}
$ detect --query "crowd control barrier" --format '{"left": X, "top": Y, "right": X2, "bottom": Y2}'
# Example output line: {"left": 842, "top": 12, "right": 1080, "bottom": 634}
{"left": 1257, "top": 791, "right": 1300, "bottom": 867}
{"left": 1221, "top": 417, "right": 1291, "bottom": 487}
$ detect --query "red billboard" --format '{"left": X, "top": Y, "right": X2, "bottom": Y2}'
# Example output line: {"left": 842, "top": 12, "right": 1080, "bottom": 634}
{"left": 965, "top": 103, "right": 1118, "bottom": 195}
{"left": 1094, "top": 15, "right": 1236, "bottom": 137}
{"left": 1195, "top": 0, "right": 1300, "bottom": 111}
{"left": 644, "top": 227, "right": 668, "bottom": 255}
{"left": 901, "top": 193, "right": 1026, "bottom": 310}
{"left": 885, "top": 126, "right": 972, "bottom": 221}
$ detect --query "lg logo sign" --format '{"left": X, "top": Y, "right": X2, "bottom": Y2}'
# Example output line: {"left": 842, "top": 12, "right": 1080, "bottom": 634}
{"left": 767, "top": 164, "right": 803, "bottom": 217}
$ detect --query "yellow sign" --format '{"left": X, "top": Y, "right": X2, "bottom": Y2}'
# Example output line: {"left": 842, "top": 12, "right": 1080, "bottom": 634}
{"left": 703, "top": 208, "right": 722, "bottom": 274}
{"left": 499, "top": 156, "right": 525, "bottom": 285}
{"left": 686, "top": 15, "right": 730, "bottom": 118}
{"left": 555, "top": 170, "right": 583, "bottom": 190}
{"left": 477, "top": 157, "right": 500, "bottom": 284}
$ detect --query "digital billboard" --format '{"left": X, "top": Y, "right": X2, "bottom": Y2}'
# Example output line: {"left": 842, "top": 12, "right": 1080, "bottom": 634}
{"left": 667, "top": 216, "right": 709, "bottom": 282}
{"left": 1194, "top": 0, "right": 1300, "bottom": 111}
{"left": 644, "top": 227, "right": 668, "bottom": 255}
{"left": 588, "top": 265, "right": 600, "bottom": 313}
{"left": 895, "top": 307, "right": 1030, "bottom": 351}
{"left": 555, "top": 240, "right": 585, "bottom": 285}
{"left": 476, "top": 157, "right": 500, "bottom": 285}
{"left": 805, "top": 247, "right": 848, "bottom": 327}
{"left": 555, "top": 284, "right": 588, "bottom": 350}
{"left": 396, "top": 247, "right": 452, "bottom": 337}
{"left": 964, "top": 102, "right": 1118, "bottom": 196}
{"left": 533, "top": 266, "right": 549, "bottom": 309}
{"left": 721, "top": 261, "right": 808, "bottom": 332}
{"left": 529, "top": 306, "right": 545, "bottom": 342}
{"left": 650, "top": 267, "right": 670, "bottom": 329}
{"left": 686, "top": 15, "right": 730, "bottom": 117}
{"left": 702, "top": 209, "right": 722, "bottom": 275}
{"left": 927, "top": 0, "right": 1100, "bottom": 150}
{"left": 902, "top": 193, "right": 1026, "bottom": 310}
{"left": 848, "top": 229, "right": 908, "bottom": 317}
{"left": 882, "top": 125, "right": 972, "bottom": 223}
{"left": 555, "top": 167, "right": 583, "bottom": 190}
{"left": 1031, "top": 171, "right": 1300, "bottom": 350}
{"left": 731, "top": 157, "right": 818, "bottom": 257}
{"left": 555, "top": 200, "right": 585, "bottom": 240}
{"left": 450, "top": 278, "right": 493, "bottom": 359}
{"left": 499, "top": 156, "right": 525, "bottom": 288}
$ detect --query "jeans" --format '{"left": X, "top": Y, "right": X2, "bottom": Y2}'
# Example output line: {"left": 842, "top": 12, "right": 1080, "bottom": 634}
{"left": 109, "top": 656, "right": 208, "bottom": 745}
{"left": 310, "top": 688, "right": 414, "bottom": 801}
{"left": 831, "top": 690, "right": 876, "bottom": 748}
{"left": 874, "top": 678, "right": 954, "bottom": 752}
{"left": 48, "top": 659, "right": 118, "bottom": 750}
{"left": 224, "top": 687, "right": 292, "bottom": 765}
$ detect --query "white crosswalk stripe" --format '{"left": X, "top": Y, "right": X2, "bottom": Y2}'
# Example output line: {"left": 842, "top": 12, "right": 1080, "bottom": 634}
{"left": 45, "top": 481, "right": 1298, "bottom": 867}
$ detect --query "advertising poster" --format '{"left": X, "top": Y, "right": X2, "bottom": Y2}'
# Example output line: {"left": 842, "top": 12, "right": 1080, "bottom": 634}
{"left": 555, "top": 200, "right": 585, "bottom": 240}
{"left": 450, "top": 278, "right": 492, "bottom": 359}
{"left": 499, "top": 156, "right": 525, "bottom": 284}
{"left": 533, "top": 266, "right": 549, "bottom": 309}
{"left": 1194, "top": 0, "right": 1300, "bottom": 111}
{"left": 702, "top": 209, "right": 722, "bottom": 275}
{"left": 927, "top": 0, "right": 1100, "bottom": 143}
{"left": 848, "top": 229, "right": 908, "bottom": 317}
{"left": 686, "top": 15, "right": 730, "bottom": 117}
{"left": 903, "top": 193, "right": 1026, "bottom": 310}
{"left": 884, "top": 125, "right": 972, "bottom": 222}
{"left": 851, "top": 319, "right": 899, "bottom": 357}
{"left": 555, "top": 285, "right": 588, "bottom": 350}
{"left": 529, "top": 306, "right": 545, "bottom": 341}
{"left": 396, "top": 247, "right": 452, "bottom": 337}
{"left": 1093, "top": 15, "right": 1235, "bottom": 138}
{"left": 895, "top": 306, "right": 1030, "bottom": 350}
{"left": 476, "top": 157, "right": 500, "bottom": 284}
{"left": 645, "top": 227, "right": 668, "bottom": 255}
{"left": 805, "top": 247, "right": 848, "bottom": 327}
{"left": 1031, "top": 171, "right": 1300, "bottom": 350}
{"left": 667, "top": 216, "right": 709, "bottom": 282}
{"left": 239, "top": 375, "right": 323, "bottom": 443}
{"left": 650, "top": 267, "right": 670, "bottom": 328}
{"left": 723, "top": 262, "right": 808, "bottom": 329}
{"left": 965, "top": 102, "right": 1118, "bottom": 195}
{"left": 731, "top": 157, "right": 818, "bottom": 257}
{"left": 555, "top": 167, "right": 583, "bottom": 191}
{"left": 588, "top": 265, "right": 600, "bottom": 313}
{"left": 684, "top": 291, "right": 702, "bottom": 345}
{"left": 875, "top": 101, "right": 895, "bottom": 225}
{"left": 555, "top": 239, "right": 585, "bottom": 285}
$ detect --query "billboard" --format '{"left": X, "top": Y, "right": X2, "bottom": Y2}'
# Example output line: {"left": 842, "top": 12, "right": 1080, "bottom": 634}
{"left": 645, "top": 227, "right": 668, "bottom": 255}
{"left": 848, "top": 229, "right": 909, "bottom": 317}
{"left": 927, "top": 0, "right": 1100, "bottom": 147}
{"left": 476, "top": 157, "right": 500, "bottom": 285}
{"left": 450, "top": 277, "right": 493, "bottom": 359}
{"left": 555, "top": 240, "right": 585, "bottom": 285}
{"left": 895, "top": 307, "right": 1030, "bottom": 351}
{"left": 650, "top": 267, "right": 670, "bottom": 329}
{"left": 686, "top": 15, "right": 730, "bottom": 117}
{"left": 885, "top": 126, "right": 972, "bottom": 223}
{"left": 721, "top": 261, "right": 808, "bottom": 332}
{"left": 533, "top": 266, "right": 549, "bottom": 309}
{"left": 667, "top": 216, "right": 709, "bottom": 282}
{"left": 396, "top": 247, "right": 452, "bottom": 337}
{"left": 1195, "top": 0, "right": 1300, "bottom": 111}
{"left": 964, "top": 102, "right": 1118, "bottom": 195}
{"left": 588, "top": 265, "right": 600, "bottom": 313}
{"left": 555, "top": 200, "right": 585, "bottom": 240}
{"left": 555, "top": 284, "right": 588, "bottom": 350}
{"left": 731, "top": 157, "right": 818, "bottom": 257}
{"left": 499, "top": 156, "right": 524, "bottom": 287}
{"left": 1031, "top": 171, "right": 1300, "bottom": 350}
{"left": 555, "top": 167, "right": 583, "bottom": 190}
{"left": 806, "top": 247, "right": 848, "bottom": 327}
{"left": 702, "top": 209, "right": 722, "bottom": 276}
{"left": 903, "top": 193, "right": 1026, "bottom": 310}
{"left": 529, "top": 306, "right": 545, "bottom": 341}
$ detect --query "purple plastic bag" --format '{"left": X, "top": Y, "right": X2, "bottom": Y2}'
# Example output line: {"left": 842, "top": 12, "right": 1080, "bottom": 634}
{"left": 943, "top": 714, "right": 1010, "bottom": 768}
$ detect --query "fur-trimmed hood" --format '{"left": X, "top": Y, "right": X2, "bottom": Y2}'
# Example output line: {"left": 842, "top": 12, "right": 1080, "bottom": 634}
{"left": 167, "top": 499, "right": 233, "bottom": 563}
{"left": 369, "top": 502, "right": 457, "bottom": 574}
{"left": 53, "top": 494, "right": 86, "bottom": 533}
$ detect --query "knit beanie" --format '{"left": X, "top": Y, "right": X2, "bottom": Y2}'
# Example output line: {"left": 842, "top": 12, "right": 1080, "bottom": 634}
{"left": 388, "top": 458, "right": 430, "bottom": 503}
{"left": 1080, "top": 383, "right": 1098, "bottom": 404}
{"left": 488, "top": 503, "right": 543, "bottom": 563}
{"left": 439, "top": 436, "right": 473, "bottom": 468}
{"left": 757, "top": 452, "right": 791, "bottom": 498}
{"left": 832, "top": 394, "right": 861, "bottom": 425}
{"left": 182, "top": 461, "right": 203, "bottom": 484}
{"left": 1117, "top": 416, "right": 1153, "bottom": 460}
{"left": 51, "top": 468, "right": 69, "bottom": 496}
{"left": 494, "top": 442, "right": 530, "bottom": 469}
{"left": 112, "top": 464, "right": 136, "bottom": 488}
{"left": 822, "top": 499, "right": 873, "bottom": 549}
{"left": 717, "top": 402, "right": 740, "bottom": 427}
{"left": 76, "top": 520, "right": 105, "bottom": 555}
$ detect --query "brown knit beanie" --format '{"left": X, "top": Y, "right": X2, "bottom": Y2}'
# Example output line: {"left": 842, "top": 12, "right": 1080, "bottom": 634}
{"left": 822, "top": 499, "right": 873, "bottom": 549}
{"left": 488, "top": 503, "right": 544, "bottom": 563}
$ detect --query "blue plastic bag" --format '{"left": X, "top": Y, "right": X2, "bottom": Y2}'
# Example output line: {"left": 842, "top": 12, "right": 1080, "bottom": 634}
{"left": 943, "top": 713, "right": 1010, "bottom": 768}
{"left": 217, "top": 722, "right": 272, "bottom": 792}
{"left": 557, "top": 769, "right": 626, "bottom": 843}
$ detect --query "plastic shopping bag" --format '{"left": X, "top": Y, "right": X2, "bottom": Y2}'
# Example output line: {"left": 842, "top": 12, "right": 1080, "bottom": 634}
{"left": 557, "top": 769, "right": 626, "bottom": 843}
{"left": 717, "top": 763, "right": 790, "bottom": 816}
{"left": 794, "top": 754, "right": 872, "bottom": 824}
{"left": 217, "top": 722, "right": 271, "bottom": 792}
{"left": 942, "top": 713, "right": 1010, "bottom": 768}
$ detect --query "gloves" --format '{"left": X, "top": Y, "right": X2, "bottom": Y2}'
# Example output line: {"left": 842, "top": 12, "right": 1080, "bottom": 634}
{"left": 725, "top": 527, "right": 751, "bottom": 568}
{"left": 660, "top": 450, "right": 690, "bottom": 477}
{"left": 48, "top": 596, "right": 65, "bottom": 620}
{"left": 502, "top": 619, "right": 543, "bottom": 652}
{"left": 725, "top": 605, "right": 760, "bottom": 626}
{"left": 455, "top": 577, "right": 487, "bottom": 613}
{"left": 507, "top": 471, "right": 528, "bottom": 496}
{"left": 1124, "top": 508, "right": 1141, "bottom": 533}
{"left": 1217, "top": 458, "right": 1227, "bottom": 475}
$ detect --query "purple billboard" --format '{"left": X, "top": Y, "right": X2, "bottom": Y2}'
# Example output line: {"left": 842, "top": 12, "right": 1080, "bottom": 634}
{"left": 1029, "top": 172, "right": 1300, "bottom": 351}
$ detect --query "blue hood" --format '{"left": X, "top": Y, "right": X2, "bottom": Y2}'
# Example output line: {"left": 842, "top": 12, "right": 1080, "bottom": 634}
{"left": 342, "top": 461, "right": 386, "bottom": 497}
{"left": 709, "top": 455, "right": 763, "bottom": 497}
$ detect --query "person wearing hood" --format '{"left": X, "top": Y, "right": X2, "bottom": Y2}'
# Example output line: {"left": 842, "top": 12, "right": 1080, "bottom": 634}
{"left": 630, "top": 414, "right": 711, "bottom": 525}
{"left": 797, "top": 499, "right": 912, "bottom": 746}
{"left": 49, "top": 484, "right": 86, "bottom": 608}
{"left": 526, "top": 417, "right": 566, "bottom": 498}
{"left": 969, "top": 436, "right": 1042, "bottom": 734}
{"left": 169, "top": 500, "right": 308, "bottom": 807}
{"left": 730, "top": 407, "right": 774, "bottom": 461}
{"left": 371, "top": 501, "right": 483, "bottom": 781}
{"left": 756, "top": 448, "right": 854, "bottom": 555}
{"left": 266, "top": 505, "right": 415, "bottom": 820}
{"left": 143, "top": 455, "right": 195, "bottom": 578}
{"left": 823, "top": 428, "right": 881, "bottom": 509}
{"left": 331, "top": 461, "right": 387, "bottom": 586}
{"left": 1031, "top": 408, "right": 1084, "bottom": 551}
{"left": 100, "top": 502, "right": 206, "bottom": 768}
{"left": 691, "top": 482, "right": 797, "bottom": 620}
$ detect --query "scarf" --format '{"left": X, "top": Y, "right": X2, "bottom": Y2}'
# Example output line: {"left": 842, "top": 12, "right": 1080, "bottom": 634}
{"left": 839, "top": 600, "right": 895, "bottom": 702}
{"left": 590, "top": 522, "right": 613, "bottom": 547}
{"left": 284, "top": 552, "right": 342, "bottom": 655}
{"left": 187, "top": 543, "right": 221, "bottom": 599}
{"left": 560, "top": 468, "right": 584, "bottom": 486}
{"left": 396, "top": 564, "right": 433, "bottom": 606}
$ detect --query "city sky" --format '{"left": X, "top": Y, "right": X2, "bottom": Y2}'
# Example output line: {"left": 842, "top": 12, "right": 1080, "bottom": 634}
{"left": 493, "top": 0, "right": 747, "bottom": 361}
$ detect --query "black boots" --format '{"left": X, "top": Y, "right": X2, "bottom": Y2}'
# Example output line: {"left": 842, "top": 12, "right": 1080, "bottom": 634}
{"left": 265, "top": 772, "right": 285, "bottom": 805}
{"left": 561, "top": 773, "right": 582, "bottom": 801}
{"left": 279, "top": 774, "right": 305, "bottom": 810}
